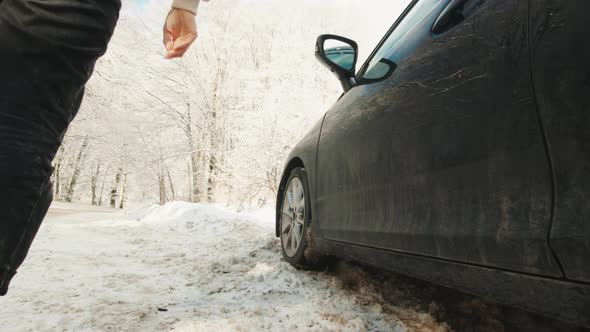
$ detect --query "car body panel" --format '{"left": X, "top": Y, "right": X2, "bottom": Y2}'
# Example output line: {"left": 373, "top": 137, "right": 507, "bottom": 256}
{"left": 276, "top": 0, "right": 590, "bottom": 325}
{"left": 530, "top": 0, "right": 590, "bottom": 283}
{"left": 315, "top": 0, "right": 562, "bottom": 276}
{"left": 276, "top": 115, "right": 327, "bottom": 238}
{"left": 315, "top": 237, "right": 590, "bottom": 327}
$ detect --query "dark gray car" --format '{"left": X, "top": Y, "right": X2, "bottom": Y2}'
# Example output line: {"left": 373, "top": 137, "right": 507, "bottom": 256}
{"left": 276, "top": 0, "right": 590, "bottom": 327}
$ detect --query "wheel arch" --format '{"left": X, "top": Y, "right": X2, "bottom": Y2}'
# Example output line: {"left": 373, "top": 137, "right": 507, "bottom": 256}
{"left": 275, "top": 158, "right": 306, "bottom": 237}
{"left": 275, "top": 114, "right": 327, "bottom": 238}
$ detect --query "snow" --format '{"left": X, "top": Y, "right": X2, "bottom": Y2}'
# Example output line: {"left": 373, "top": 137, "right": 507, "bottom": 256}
{"left": 0, "top": 202, "right": 446, "bottom": 331}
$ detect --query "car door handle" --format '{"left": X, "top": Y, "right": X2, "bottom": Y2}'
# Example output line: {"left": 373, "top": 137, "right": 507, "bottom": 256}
{"left": 432, "top": 0, "right": 485, "bottom": 34}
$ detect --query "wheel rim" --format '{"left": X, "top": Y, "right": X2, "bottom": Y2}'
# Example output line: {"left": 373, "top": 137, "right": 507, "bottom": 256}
{"left": 281, "top": 176, "right": 306, "bottom": 258}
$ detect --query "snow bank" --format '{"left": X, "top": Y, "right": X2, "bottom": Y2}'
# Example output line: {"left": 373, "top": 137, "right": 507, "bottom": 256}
{"left": 0, "top": 203, "right": 445, "bottom": 332}
{"left": 125, "top": 202, "right": 275, "bottom": 231}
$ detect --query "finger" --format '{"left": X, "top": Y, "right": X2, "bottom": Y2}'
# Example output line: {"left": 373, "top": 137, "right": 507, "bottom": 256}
{"left": 164, "top": 34, "right": 196, "bottom": 59}
{"left": 165, "top": 45, "right": 191, "bottom": 59}
{"left": 164, "top": 52, "right": 183, "bottom": 59}
{"left": 164, "top": 47, "right": 190, "bottom": 59}
{"left": 172, "top": 33, "right": 197, "bottom": 52}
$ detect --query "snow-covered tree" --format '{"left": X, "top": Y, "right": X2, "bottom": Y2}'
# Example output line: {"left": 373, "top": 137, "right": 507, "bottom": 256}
{"left": 54, "top": 0, "right": 409, "bottom": 208}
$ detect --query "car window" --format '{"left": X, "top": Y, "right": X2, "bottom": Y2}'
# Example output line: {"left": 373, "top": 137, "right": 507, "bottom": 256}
{"left": 359, "top": 0, "right": 443, "bottom": 82}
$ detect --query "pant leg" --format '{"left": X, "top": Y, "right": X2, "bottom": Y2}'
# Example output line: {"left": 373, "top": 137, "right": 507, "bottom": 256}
{"left": 0, "top": 0, "right": 121, "bottom": 296}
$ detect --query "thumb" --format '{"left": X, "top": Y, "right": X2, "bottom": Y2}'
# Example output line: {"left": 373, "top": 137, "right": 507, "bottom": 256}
{"left": 172, "top": 33, "right": 197, "bottom": 52}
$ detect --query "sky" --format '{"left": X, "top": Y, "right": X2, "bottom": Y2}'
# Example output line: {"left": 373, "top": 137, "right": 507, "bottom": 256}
{"left": 134, "top": 0, "right": 148, "bottom": 9}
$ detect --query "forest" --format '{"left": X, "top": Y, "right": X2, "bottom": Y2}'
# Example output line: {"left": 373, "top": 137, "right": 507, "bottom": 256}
{"left": 51, "top": 0, "right": 402, "bottom": 210}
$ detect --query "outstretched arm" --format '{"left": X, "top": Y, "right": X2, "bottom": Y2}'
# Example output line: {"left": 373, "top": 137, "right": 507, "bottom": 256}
{"left": 164, "top": 0, "right": 209, "bottom": 59}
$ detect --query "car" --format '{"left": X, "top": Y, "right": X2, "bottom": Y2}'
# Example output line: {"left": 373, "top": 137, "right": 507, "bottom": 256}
{"left": 275, "top": 0, "right": 590, "bottom": 327}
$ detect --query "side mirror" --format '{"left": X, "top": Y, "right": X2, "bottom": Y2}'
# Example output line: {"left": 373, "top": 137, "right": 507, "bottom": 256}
{"left": 315, "top": 35, "right": 359, "bottom": 92}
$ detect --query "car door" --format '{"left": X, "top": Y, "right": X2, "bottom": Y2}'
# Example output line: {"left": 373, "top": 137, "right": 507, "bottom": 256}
{"left": 530, "top": 0, "right": 590, "bottom": 282}
{"left": 316, "top": 0, "right": 563, "bottom": 276}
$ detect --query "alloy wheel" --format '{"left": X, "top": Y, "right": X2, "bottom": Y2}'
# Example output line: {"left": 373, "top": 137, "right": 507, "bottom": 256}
{"left": 281, "top": 177, "right": 306, "bottom": 257}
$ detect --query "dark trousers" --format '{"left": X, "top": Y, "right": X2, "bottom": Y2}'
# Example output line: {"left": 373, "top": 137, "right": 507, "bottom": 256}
{"left": 0, "top": 0, "right": 121, "bottom": 295}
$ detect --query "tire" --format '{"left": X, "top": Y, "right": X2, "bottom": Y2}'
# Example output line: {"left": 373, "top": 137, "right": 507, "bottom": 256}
{"left": 279, "top": 167, "right": 326, "bottom": 269}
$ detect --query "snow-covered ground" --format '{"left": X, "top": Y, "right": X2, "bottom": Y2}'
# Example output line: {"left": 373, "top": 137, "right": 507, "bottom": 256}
{"left": 0, "top": 202, "right": 447, "bottom": 332}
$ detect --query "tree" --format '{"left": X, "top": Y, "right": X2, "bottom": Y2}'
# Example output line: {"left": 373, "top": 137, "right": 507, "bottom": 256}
{"left": 53, "top": 0, "right": 379, "bottom": 208}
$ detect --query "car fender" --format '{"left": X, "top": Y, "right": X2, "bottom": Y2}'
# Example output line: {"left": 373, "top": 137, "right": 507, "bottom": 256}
{"left": 276, "top": 114, "right": 327, "bottom": 238}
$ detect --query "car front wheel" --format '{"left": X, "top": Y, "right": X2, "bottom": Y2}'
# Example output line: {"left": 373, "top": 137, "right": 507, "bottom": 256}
{"left": 279, "top": 167, "right": 326, "bottom": 269}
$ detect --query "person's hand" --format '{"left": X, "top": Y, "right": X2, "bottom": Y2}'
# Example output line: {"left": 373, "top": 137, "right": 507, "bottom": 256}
{"left": 163, "top": 9, "right": 197, "bottom": 59}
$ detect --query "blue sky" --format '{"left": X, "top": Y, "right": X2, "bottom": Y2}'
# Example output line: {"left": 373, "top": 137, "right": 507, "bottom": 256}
{"left": 135, "top": 0, "right": 148, "bottom": 10}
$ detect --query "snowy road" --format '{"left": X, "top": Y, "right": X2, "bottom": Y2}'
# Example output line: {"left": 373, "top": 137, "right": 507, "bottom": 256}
{"left": 0, "top": 202, "right": 448, "bottom": 332}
